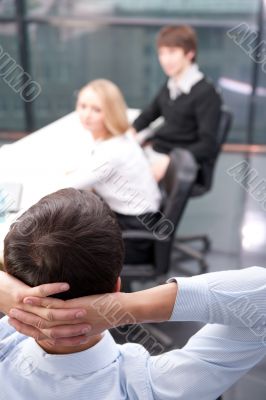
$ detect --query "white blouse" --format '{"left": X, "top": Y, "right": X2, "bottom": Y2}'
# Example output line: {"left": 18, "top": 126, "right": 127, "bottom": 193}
{"left": 62, "top": 132, "right": 161, "bottom": 215}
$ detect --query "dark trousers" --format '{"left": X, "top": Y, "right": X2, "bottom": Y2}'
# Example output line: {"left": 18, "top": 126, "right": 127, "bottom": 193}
{"left": 115, "top": 212, "right": 160, "bottom": 265}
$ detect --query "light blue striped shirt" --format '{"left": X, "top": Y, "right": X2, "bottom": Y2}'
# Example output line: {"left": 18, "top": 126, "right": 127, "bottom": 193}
{"left": 0, "top": 266, "right": 265, "bottom": 399}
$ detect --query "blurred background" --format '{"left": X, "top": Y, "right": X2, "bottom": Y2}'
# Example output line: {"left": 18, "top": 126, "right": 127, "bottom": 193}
{"left": 0, "top": 0, "right": 265, "bottom": 145}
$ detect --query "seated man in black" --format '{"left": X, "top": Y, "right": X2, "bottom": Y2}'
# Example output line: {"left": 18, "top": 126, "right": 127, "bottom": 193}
{"left": 133, "top": 24, "right": 222, "bottom": 181}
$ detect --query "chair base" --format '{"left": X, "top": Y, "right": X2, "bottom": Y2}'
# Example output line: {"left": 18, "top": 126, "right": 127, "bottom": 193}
{"left": 172, "top": 234, "right": 211, "bottom": 275}
{"left": 177, "top": 234, "right": 211, "bottom": 252}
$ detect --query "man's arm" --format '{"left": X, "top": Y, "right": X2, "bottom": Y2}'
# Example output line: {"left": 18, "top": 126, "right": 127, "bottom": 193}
{"left": 7, "top": 266, "right": 266, "bottom": 345}
{"left": 132, "top": 90, "right": 162, "bottom": 132}
{"left": 186, "top": 84, "right": 222, "bottom": 162}
{"left": 148, "top": 321, "right": 266, "bottom": 400}
{"left": 5, "top": 267, "right": 266, "bottom": 399}
{"left": 8, "top": 282, "right": 178, "bottom": 346}
{"left": 0, "top": 271, "right": 90, "bottom": 341}
{"left": 0, "top": 271, "right": 72, "bottom": 315}
{"left": 148, "top": 266, "right": 266, "bottom": 399}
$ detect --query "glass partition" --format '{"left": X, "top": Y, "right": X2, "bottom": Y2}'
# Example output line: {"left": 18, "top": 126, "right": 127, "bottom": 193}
{"left": 251, "top": 63, "right": 266, "bottom": 144}
{"left": 0, "top": 0, "right": 15, "bottom": 18}
{"left": 25, "top": 0, "right": 259, "bottom": 21}
{"left": 0, "top": 23, "right": 25, "bottom": 130}
{"left": 27, "top": 20, "right": 257, "bottom": 142}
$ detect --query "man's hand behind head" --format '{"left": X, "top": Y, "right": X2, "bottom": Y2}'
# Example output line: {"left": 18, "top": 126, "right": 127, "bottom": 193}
{"left": 7, "top": 291, "right": 126, "bottom": 347}
{"left": 0, "top": 270, "right": 70, "bottom": 315}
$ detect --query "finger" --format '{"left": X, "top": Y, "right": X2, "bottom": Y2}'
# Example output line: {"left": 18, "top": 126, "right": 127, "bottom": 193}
{"left": 10, "top": 307, "right": 88, "bottom": 325}
{"left": 26, "top": 283, "right": 70, "bottom": 298}
{"left": 9, "top": 317, "right": 91, "bottom": 345}
{"left": 23, "top": 296, "right": 66, "bottom": 309}
{"left": 42, "top": 324, "right": 91, "bottom": 339}
{"left": 8, "top": 318, "right": 48, "bottom": 341}
{"left": 9, "top": 309, "right": 55, "bottom": 329}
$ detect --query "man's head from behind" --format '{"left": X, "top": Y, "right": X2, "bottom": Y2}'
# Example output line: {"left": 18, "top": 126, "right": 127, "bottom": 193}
{"left": 156, "top": 25, "right": 197, "bottom": 78}
{"left": 4, "top": 188, "right": 124, "bottom": 300}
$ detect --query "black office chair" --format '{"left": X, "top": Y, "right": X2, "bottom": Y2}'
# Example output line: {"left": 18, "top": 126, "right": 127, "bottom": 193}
{"left": 119, "top": 148, "right": 197, "bottom": 348}
{"left": 121, "top": 148, "right": 197, "bottom": 291}
{"left": 173, "top": 105, "right": 233, "bottom": 274}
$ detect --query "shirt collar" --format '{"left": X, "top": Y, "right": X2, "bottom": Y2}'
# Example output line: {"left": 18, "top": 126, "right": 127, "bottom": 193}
{"left": 20, "top": 330, "right": 120, "bottom": 375}
{"left": 167, "top": 63, "right": 204, "bottom": 99}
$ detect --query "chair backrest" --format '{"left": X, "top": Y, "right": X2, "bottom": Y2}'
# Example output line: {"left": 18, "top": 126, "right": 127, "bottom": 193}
{"left": 192, "top": 105, "right": 233, "bottom": 196}
{"left": 154, "top": 148, "right": 197, "bottom": 274}
{"left": 214, "top": 105, "right": 233, "bottom": 157}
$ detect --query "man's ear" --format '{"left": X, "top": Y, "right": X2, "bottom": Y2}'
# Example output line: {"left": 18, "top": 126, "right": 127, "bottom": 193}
{"left": 186, "top": 50, "right": 195, "bottom": 62}
{"left": 113, "top": 277, "right": 121, "bottom": 293}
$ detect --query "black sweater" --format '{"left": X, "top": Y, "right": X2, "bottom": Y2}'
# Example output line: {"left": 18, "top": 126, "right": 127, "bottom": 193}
{"left": 133, "top": 78, "right": 222, "bottom": 163}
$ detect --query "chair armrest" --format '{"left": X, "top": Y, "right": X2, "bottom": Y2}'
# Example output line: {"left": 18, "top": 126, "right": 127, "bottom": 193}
{"left": 122, "top": 230, "right": 158, "bottom": 241}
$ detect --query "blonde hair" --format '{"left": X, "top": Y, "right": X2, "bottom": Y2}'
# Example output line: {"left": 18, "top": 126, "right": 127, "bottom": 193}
{"left": 78, "top": 79, "right": 130, "bottom": 137}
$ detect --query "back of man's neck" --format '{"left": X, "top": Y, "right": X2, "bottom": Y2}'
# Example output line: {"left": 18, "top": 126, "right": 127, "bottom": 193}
{"left": 36, "top": 334, "right": 103, "bottom": 355}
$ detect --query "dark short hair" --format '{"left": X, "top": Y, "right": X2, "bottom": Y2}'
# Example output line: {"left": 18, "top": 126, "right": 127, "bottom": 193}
{"left": 156, "top": 25, "right": 197, "bottom": 62}
{"left": 4, "top": 188, "right": 124, "bottom": 300}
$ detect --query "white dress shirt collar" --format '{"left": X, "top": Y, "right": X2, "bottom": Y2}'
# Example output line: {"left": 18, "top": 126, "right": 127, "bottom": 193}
{"left": 167, "top": 63, "right": 204, "bottom": 99}
{"left": 20, "top": 330, "right": 119, "bottom": 375}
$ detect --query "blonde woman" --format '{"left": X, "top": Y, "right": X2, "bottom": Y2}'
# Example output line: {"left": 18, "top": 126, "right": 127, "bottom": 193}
{"left": 63, "top": 79, "right": 161, "bottom": 264}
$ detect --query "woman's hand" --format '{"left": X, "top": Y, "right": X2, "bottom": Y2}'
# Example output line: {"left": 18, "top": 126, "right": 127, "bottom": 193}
{"left": 150, "top": 155, "right": 170, "bottom": 182}
{"left": 127, "top": 127, "right": 138, "bottom": 138}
